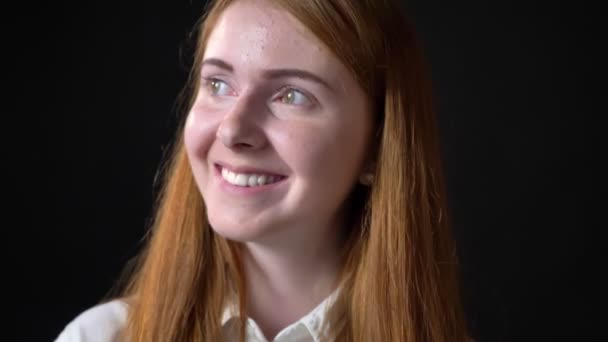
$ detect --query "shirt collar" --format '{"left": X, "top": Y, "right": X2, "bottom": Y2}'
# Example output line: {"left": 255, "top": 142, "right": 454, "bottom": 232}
{"left": 221, "top": 287, "right": 340, "bottom": 341}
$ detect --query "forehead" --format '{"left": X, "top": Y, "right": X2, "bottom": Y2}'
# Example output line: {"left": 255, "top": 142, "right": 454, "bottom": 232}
{"left": 204, "top": 0, "right": 334, "bottom": 73}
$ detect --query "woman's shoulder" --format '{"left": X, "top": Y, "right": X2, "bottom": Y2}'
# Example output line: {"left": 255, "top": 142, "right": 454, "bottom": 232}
{"left": 54, "top": 298, "right": 129, "bottom": 342}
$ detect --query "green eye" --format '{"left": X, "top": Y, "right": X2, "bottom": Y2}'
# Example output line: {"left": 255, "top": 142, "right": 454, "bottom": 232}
{"left": 280, "top": 89, "right": 310, "bottom": 106}
{"left": 211, "top": 81, "right": 221, "bottom": 93}
{"left": 283, "top": 90, "right": 295, "bottom": 103}
{"left": 206, "top": 79, "right": 232, "bottom": 96}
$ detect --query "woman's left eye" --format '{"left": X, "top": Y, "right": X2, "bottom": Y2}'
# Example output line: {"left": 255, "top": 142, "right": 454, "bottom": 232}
{"left": 276, "top": 88, "right": 312, "bottom": 106}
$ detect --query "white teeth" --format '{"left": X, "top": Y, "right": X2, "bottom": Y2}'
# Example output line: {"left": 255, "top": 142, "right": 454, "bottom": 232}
{"left": 235, "top": 174, "right": 248, "bottom": 186}
{"left": 220, "top": 167, "right": 281, "bottom": 187}
{"left": 257, "top": 175, "right": 267, "bottom": 186}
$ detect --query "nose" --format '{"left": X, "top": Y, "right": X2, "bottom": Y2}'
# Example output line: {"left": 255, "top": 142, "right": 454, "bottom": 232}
{"left": 216, "top": 97, "right": 267, "bottom": 151}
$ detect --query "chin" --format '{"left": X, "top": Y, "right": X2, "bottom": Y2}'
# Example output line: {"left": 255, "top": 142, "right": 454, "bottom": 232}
{"left": 207, "top": 215, "right": 275, "bottom": 243}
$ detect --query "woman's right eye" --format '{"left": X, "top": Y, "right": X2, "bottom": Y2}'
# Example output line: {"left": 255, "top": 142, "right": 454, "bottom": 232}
{"left": 203, "top": 78, "right": 234, "bottom": 96}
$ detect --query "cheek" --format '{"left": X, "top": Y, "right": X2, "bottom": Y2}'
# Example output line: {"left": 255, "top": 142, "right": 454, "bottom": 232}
{"left": 273, "top": 119, "right": 369, "bottom": 183}
{"left": 183, "top": 105, "right": 220, "bottom": 161}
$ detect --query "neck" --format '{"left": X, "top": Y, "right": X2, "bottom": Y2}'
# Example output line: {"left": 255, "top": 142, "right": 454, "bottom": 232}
{"left": 241, "top": 220, "right": 343, "bottom": 340}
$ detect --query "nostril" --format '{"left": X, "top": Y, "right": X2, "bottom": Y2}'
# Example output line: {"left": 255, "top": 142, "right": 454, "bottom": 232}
{"left": 233, "top": 142, "right": 254, "bottom": 149}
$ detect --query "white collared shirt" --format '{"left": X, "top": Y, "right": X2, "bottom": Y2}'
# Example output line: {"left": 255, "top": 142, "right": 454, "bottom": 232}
{"left": 54, "top": 290, "right": 338, "bottom": 342}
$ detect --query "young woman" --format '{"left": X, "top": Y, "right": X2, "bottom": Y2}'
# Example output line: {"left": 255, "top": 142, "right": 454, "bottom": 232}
{"left": 56, "top": 0, "right": 470, "bottom": 341}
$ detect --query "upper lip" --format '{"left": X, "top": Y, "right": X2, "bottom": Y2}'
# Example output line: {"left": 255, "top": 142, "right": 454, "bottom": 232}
{"left": 215, "top": 162, "right": 286, "bottom": 176}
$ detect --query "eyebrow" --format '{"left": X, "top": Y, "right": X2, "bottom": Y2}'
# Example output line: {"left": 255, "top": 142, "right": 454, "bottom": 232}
{"left": 201, "top": 58, "right": 332, "bottom": 90}
{"left": 201, "top": 58, "right": 234, "bottom": 72}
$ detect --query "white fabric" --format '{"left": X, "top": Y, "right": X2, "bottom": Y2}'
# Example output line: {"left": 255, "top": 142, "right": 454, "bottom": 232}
{"left": 54, "top": 300, "right": 128, "bottom": 342}
{"left": 54, "top": 290, "right": 338, "bottom": 342}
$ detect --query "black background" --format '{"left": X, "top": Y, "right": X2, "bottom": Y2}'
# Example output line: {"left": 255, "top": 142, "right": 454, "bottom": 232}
{"left": 9, "top": 0, "right": 602, "bottom": 341}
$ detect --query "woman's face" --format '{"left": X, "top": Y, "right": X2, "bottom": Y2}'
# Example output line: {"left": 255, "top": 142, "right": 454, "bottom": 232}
{"left": 184, "top": 0, "right": 373, "bottom": 242}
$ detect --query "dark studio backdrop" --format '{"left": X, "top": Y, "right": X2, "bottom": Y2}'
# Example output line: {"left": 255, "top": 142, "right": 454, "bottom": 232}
{"left": 10, "top": 0, "right": 601, "bottom": 341}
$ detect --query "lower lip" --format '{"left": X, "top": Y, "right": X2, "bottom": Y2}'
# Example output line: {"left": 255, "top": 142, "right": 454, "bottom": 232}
{"left": 214, "top": 165, "right": 287, "bottom": 195}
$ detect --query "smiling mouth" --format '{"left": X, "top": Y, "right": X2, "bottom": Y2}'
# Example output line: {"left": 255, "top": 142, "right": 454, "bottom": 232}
{"left": 216, "top": 164, "right": 286, "bottom": 187}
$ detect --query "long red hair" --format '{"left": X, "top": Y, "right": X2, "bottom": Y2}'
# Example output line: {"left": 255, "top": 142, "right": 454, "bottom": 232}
{"left": 119, "top": 1, "right": 470, "bottom": 341}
